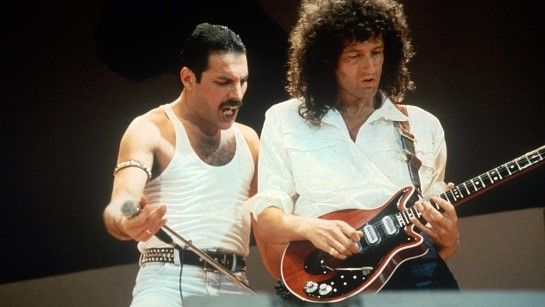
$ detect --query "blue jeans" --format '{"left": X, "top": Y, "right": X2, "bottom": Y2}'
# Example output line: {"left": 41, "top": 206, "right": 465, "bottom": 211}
{"left": 381, "top": 235, "right": 459, "bottom": 290}
{"left": 131, "top": 261, "right": 251, "bottom": 306}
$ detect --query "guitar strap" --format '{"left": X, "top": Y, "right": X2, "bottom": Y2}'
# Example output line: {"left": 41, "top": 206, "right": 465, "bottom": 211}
{"left": 394, "top": 104, "right": 423, "bottom": 196}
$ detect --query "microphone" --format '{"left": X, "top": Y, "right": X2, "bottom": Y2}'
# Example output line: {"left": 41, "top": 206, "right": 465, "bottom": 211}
{"left": 120, "top": 199, "right": 174, "bottom": 245}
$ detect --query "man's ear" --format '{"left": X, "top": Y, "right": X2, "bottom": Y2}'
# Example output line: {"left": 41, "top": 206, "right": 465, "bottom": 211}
{"left": 180, "top": 67, "right": 196, "bottom": 90}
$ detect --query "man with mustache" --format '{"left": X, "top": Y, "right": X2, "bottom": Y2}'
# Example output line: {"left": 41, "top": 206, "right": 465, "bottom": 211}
{"left": 103, "top": 23, "right": 258, "bottom": 306}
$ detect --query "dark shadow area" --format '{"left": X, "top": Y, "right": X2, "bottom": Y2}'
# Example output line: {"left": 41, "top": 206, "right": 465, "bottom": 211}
{"left": 403, "top": 1, "right": 545, "bottom": 217}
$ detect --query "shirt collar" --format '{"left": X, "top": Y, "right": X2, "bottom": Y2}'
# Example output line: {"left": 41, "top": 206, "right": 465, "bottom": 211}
{"left": 321, "top": 93, "right": 408, "bottom": 128}
{"left": 367, "top": 96, "right": 407, "bottom": 124}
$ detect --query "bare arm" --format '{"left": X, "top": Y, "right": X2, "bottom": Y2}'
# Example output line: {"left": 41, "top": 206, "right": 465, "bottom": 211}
{"left": 103, "top": 115, "right": 167, "bottom": 241}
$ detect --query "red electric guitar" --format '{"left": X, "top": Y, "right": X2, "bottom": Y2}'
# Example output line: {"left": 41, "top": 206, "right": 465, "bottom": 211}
{"left": 273, "top": 145, "right": 544, "bottom": 303}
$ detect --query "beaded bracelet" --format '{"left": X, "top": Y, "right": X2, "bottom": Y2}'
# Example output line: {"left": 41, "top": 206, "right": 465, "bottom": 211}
{"left": 113, "top": 160, "right": 152, "bottom": 182}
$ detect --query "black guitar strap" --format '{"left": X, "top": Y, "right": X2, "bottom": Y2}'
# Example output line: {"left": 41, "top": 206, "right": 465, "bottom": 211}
{"left": 395, "top": 104, "right": 423, "bottom": 196}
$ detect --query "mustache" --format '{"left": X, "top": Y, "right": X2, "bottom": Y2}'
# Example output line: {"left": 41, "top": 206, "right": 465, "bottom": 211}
{"left": 219, "top": 99, "right": 243, "bottom": 109}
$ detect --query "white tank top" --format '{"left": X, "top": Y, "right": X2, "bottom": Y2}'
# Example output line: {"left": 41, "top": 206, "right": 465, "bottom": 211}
{"left": 137, "top": 104, "right": 254, "bottom": 256}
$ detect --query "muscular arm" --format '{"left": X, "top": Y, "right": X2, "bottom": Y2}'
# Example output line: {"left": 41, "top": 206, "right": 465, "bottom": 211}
{"left": 103, "top": 114, "right": 167, "bottom": 241}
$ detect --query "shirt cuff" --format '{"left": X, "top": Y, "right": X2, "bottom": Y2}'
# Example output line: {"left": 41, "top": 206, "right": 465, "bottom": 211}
{"left": 249, "top": 190, "right": 295, "bottom": 220}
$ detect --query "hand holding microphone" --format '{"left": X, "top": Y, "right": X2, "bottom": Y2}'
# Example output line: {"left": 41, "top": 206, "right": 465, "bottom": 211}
{"left": 119, "top": 199, "right": 168, "bottom": 242}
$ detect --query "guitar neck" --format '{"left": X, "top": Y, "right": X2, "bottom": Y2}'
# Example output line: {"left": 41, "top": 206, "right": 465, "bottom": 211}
{"left": 441, "top": 145, "right": 545, "bottom": 207}
{"left": 400, "top": 145, "right": 545, "bottom": 223}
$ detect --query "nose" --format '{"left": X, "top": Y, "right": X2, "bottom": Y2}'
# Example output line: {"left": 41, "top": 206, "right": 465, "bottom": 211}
{"left": 229, "top": 82, "right": 245, "bottom": 101}
{"left": 358, "top": 56, "right": 376, "bottom": 73}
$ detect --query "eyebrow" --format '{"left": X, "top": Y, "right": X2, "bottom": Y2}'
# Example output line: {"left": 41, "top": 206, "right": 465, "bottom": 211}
{"left": 343, "top": 45, "right": 384, "bottom": 54}
{"left": 216, "top": 74, "right": 248, "bottom": 83}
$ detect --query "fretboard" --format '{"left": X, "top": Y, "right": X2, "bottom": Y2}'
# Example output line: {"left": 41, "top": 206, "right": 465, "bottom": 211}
{"left": 397, "top": 145, "right": 545, "bottom": 226}
{"left": 441, "top": 145, "right": 545, "bottom": 207}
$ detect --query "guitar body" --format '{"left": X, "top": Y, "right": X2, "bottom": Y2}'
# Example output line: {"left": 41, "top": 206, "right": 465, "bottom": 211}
{"left": 281, "top": 186, "right": 427, "bottom": 303}
{"left": 266, "top": 144, "right": 544, "bottom": 303}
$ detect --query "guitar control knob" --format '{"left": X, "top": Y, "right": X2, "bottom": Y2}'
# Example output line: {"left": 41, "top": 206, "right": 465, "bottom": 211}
{"left": 318, "top": 283, "right": 333, "bottom": 296}
{"left": 304, "top": 281, "right": 318, "bottom": 293}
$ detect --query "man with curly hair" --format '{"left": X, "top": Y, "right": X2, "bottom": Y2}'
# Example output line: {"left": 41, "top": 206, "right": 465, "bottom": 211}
{"left": 251, "top": 0, "right": 460, "bottom": 302}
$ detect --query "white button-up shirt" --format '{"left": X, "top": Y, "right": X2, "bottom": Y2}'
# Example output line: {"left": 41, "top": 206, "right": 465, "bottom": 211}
{"left": 251, "top": 97, "right": 448, "bottom": 219}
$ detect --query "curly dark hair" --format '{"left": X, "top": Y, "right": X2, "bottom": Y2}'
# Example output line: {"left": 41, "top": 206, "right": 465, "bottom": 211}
{"left": 286, "top": 0, "right": 415, "bottom": 125}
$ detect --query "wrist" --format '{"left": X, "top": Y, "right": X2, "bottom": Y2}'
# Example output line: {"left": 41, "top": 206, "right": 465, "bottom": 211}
{"left": 438, "top": 239, "right": 460, "bottom": 260}
{"left": 111, "top": 214, "right": 132, "bottom": 241}
{"left": 291, "top": 215, "right": 313, "bottom": 241}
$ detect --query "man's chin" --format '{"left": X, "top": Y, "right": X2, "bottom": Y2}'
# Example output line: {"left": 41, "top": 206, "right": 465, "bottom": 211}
{"left": 218, "top": 120, "right": 236, "bottom": 130}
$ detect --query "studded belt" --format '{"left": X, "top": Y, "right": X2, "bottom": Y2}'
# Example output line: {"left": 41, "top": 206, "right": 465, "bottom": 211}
{"left": 139, "top": 247, "right": 247, "bottom": 272}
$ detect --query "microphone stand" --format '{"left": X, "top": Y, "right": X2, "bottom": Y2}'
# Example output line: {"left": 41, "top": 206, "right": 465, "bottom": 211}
{"left": 161, "top": 225, "right": 254, "bottom": 293}
{"left": 120, "top": 200, "right": 253, "bottom": 292}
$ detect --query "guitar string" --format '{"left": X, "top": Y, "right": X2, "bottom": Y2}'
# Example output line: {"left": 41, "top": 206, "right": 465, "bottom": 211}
{"left": 356, "top": 148, "right": 543, "bottom": 249}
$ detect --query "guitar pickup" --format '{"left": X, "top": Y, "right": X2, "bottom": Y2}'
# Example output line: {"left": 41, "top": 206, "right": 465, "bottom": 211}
{"left": 381, "top": 216, "right": 398, "bottom": 236}
{"left": 363, "top": 224, "right": 380, "bottom": 245}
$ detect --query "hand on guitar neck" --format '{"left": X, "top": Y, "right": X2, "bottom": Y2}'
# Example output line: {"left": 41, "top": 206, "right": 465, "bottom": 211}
{"left": 411, "top": 183, "right": 460, "bottom": 260}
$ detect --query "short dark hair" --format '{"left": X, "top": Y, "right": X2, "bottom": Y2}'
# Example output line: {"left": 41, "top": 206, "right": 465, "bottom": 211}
{"left": 179, "top": 23, "right": 246, "bottom": 82}
{"left": 287, "top": 0, "right": 415, "bottom": 125}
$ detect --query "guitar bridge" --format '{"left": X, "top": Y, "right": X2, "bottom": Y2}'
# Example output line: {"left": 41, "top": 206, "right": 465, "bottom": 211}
{"left": 323, "top": 265, "right": 373, "bottom": 275}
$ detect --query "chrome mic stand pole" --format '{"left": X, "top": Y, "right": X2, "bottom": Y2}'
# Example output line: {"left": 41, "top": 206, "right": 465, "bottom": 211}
{"left": 162, "top": 225, "right": 254, "bottom": 293}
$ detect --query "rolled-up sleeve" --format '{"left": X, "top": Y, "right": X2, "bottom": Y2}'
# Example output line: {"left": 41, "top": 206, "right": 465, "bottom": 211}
{"left": 251, "top": 106, "right": 297, "bottom": 218}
